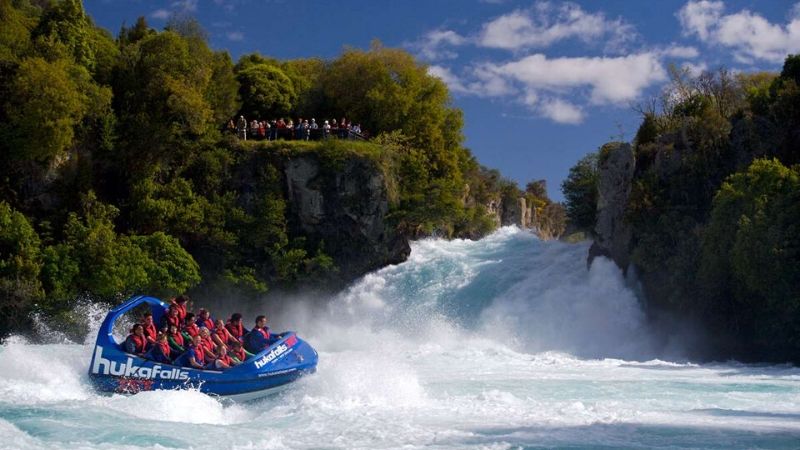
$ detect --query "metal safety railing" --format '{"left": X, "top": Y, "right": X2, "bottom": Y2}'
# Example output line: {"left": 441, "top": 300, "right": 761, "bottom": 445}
{"left": 233, "top": 126, "right": 368, "bottom": 141}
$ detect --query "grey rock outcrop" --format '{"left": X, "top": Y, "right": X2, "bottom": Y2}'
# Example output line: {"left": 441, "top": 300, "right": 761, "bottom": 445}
{"left": 282, "top": 154, "right": 410, "bottom": 282}
{"left": 589, "top": 142, "right": 635, "bottom": 270}
{"left": 502, "top": 197, "right": 533, "bottom": 228}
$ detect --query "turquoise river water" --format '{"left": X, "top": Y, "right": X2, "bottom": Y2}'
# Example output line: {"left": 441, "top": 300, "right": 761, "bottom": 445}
{"left": 1, "top": 227, "right": 799, "bottom": 449}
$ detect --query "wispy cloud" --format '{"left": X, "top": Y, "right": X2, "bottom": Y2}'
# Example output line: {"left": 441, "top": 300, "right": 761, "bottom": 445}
{"left": 225, "top": 31, "right": 244, "bottom": 42}
{"left": 172, "top": 0, "right": 198, "bottom": 12}
{"left": 427, "top": 65, "right": 469, "bottom": 94}
{"left": 415, "top": 1, "right": 716, "bottom": 125}
{"left": 539, "top": 98, "right": 584, "bottom": 124}
{"left": 485, "top": 52, "right": 667, "bottom": 104}
{"left": 660, "top": 44, "right": 700, "bottom": 59}
{"left": 678, "top": 0, "right": 800, "bottom": 63}
{"left": 150, "top": 9, "right": 170, "bottom": 20}
{"left": 416, "top": 29, "right": 466, "bottom": 61}
{"left": 478, "top": 1, "right": 636, "bottom": 53}
{"left": 427, "top": 51, "right": 667, "bottom": 125}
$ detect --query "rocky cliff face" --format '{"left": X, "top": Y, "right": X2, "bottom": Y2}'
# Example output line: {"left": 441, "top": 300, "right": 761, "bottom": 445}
{"left": 501, "top": 197, "right": 533, "bottom": 228}
{"left": 589, "top": 142, "right": 635, "bottom": 270}
{"left": 281, "top": 153, "right": 410, "bottom": 282}
{"left": 487, "top": 196, "right": 533, "bottom": 229}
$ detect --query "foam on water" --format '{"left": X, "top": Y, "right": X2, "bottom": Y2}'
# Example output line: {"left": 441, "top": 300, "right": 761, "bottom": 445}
{"left": 1, "top": 227, "right": 799, "bottom": 449}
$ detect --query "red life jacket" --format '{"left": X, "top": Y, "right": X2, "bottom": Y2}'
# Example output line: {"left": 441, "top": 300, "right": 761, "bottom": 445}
{"left": 170, "top": 331, "right": 184, "bottom": 347}
{"left": 201, "top": 335, "right": 216, "bottom": 353}
{"left": 165, "top": 314, "right": 181, "bottom": 330}
{"left": 217, "top": 354, "right": 233, "bottom": 368}
{"left": 215, "top": 327, "right": 233, "bottom": 346}
{"left": 157, "top": 341, "right": 170, "bottom": 359}
{"left": 129, "top": 334, "right": 147, "bottom": 354}
{"left": 198, "top": 318, "right": 214, "bottom": 331}
{"left": 257, "top": 327, "right": 270, "bottom": 340}
{"left": 171, "top": 302, "right": 187, "bottom": 321}
{"left": 193, "top": 345, "right": 205, "bottom": 365}
{"left": 143, "top": 323, "right": 157, "bottom": 342}
{"left": 185, "top": 323, "right": 199, "bottom": 337}
{"left": 232, "top": 348, "right": 246, "bottom": 362}
{"left": 226, "top": 321, "right": 244, "bottom": 340}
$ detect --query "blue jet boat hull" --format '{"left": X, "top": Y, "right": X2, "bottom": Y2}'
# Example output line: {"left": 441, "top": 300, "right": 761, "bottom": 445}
{"left": 88, "top": 295, "right": 318, "bottom": 401}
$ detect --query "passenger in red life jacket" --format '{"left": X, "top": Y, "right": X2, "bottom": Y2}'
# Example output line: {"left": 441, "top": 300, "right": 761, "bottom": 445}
{"left": 142, "top": 312, "right": 158, "bottom": 344}
{"left": 170, "top": 294, "right": 189, "bottom": 322}
{"left": 198, "top": 327, "right": 217, "bottom": 363}
{"left": 145, "top": 333, "right": 171, "bottom": 363}
{"left": 167, "top": 324, "right": 185, "bottom": 354}
{"left": 213, "top": 345, "right": 239, "bottom": 370}
{"left": 181, "top": 312, "right": 200, "bottom": 341}
{"left": 229, "top": 341, "right": 252, "bottom": 364}
{"left": 244, "top": 315, "right": 283, "bottom": 354}
{"left": 162, "top": 305, "right": 182, "bottom": 331}
{"left": 225, "top": 313, "right": 248, "bottom": 342}
{"left": 175, "top": 335, "right": 206, "bottom": 369}
{"left": 196, "top": 308, "right": 215, "bottom": 331}
{"left": 124, "top": 324, "right": 148, "bottom": 356}
{"left": 212, "top": 319, "right": 236, "bottom": 347}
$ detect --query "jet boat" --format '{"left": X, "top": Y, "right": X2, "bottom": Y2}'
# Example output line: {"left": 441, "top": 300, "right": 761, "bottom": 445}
{"left": 88, "top": 295, "right": 318, "bottom": 401}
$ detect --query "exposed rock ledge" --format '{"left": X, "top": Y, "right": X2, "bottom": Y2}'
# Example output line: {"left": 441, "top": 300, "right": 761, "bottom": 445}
{"left": 589, "top": 142, "right": 635, "bottom": 271}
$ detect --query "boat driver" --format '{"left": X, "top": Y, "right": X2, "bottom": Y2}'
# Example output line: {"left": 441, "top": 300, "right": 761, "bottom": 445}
{"left": 244, "top": 315, "right": 283, "bottom": 354}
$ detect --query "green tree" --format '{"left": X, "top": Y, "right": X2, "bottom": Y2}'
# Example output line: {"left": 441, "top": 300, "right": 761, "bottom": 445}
{"left": 206, "top": 51, "right": 240, "bottom": 124}
{"left": 0, "top": 0, "right": 37, "bottom": 63}
{"left": 32, "top": 0, "right": 95, "bottom": 70}
{"left": 0, "top": 201, "right": 44, "bottom": 334}
{"left": 112, "top": 30, "right": 224, "bottom": 172}
{"left": 235, "top": 62, "right": 295, "bottom": 118}
{"left": 700, "top": 159, "right": 800, "bottom": 359}
{"left": 118, "top": 16, "right": 154, "bottom": 47}
{"left": 1, "top": 56, "right": 88, "bottom": 162}
{"left": 320, "top": 43, "right": 464, "bottom": 170}
{"left": 561, "top": 153, "right": 598, "bottom": 232}
{"left": 41, "top": 192, "right": 200, "bottom": 301}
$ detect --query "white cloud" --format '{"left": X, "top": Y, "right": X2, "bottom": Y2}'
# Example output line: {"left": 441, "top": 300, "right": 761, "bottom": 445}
{"left": 172, "top": 0, "right": 198, "bottom": 12}
{"left": 150, "top": 9, "right": 170, "bottom": 20}
{"left": 487, "top": 52, "right": 666, "bottom": 105}
{"left": 467, "top": 63, "right": 517, "bottom": 97}
{"left": 413, "top": 29, "right": 467, "bottom": 61}
{"left": 681, "top": 61, "right": 708, "bottom": 77}
{"left": 427, "top": 65, "right": 469, "bottom": 94}
{"left": 540, "top": 98, "right": 584, "bottom": 124}
{"left": 661, "top": 44, "right": 700, "bottom": 59}
{"left": 226, "top": 31, "right": 244, "bottom": 42}
{"left": 478, "top": 2, "right": 635, "bottom": 52}
{"left": 678, "top": 0, "right": 800, "bottom": 63}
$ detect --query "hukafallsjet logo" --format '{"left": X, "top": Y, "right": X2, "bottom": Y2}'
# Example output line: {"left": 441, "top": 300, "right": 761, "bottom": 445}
{"left": 91, "top": 346, "right": 190, "bottom": 380}
{"left": 254, "top": 334, "right": 298, "bottom": 369}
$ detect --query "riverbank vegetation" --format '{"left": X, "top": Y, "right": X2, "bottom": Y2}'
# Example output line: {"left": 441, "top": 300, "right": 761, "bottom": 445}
{"left": 0, "top": 0, "right": 559, "bottom": 336}
{"left": 563, "top": 56, "right": 800, "bottom": 362}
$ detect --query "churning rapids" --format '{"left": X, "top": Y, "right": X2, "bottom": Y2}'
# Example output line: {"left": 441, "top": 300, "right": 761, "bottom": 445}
{"left": 1, "top": 227, "right": 799, "bottom": 449}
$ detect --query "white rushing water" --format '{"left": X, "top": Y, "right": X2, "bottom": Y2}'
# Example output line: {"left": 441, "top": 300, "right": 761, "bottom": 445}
{"left": 1, "top": 227, "right": 799, "bottom": 449}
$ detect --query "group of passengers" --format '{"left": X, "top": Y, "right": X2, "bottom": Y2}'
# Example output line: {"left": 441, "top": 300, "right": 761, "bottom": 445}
{"left": 124, "top": 295, "right": 283, "bottom": 371}
{"left": 229, "top": 115, "right": 364, "bottom": 141}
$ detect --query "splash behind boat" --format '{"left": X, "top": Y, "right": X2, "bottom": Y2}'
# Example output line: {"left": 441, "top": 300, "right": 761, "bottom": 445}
{"left": 88, "top": 295, "right": 318, "bottom": 401}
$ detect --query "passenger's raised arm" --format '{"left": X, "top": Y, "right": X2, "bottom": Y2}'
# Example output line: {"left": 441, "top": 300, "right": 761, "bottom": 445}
{"left": 225, "top": 313, "right": 248, "bottom": 343}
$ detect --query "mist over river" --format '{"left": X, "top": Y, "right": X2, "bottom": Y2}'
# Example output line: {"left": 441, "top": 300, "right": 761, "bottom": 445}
{"left": 1, "top": 227, "right": 799, "bottom": 449}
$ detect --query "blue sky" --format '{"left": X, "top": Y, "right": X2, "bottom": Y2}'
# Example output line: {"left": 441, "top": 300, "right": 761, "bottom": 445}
{"left": 86, "top": 0, "right": 800, "bottom": 201}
